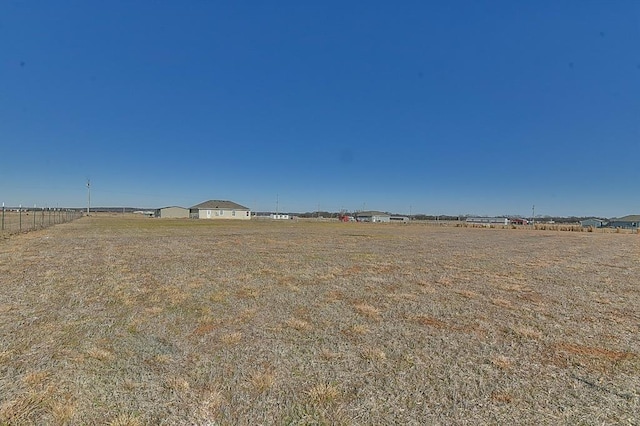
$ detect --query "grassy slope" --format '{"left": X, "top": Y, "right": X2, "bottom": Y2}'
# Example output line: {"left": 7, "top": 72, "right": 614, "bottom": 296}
{"left": 0, "top": 216, "right": 638, "bottom": 425}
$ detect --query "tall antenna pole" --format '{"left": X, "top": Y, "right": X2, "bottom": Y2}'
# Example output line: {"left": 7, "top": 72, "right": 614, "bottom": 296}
{"left": 87, "top": 179, "right": 91, "bottom": 216}
{"left": 532, "top": 204, "right": 535, "bottom": 226}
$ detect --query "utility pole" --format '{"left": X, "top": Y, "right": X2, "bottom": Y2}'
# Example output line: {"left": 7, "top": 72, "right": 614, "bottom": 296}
{"left": 87, "top": 179, "right": 91, "bottom": 216}
{"left": 532, "top": 205, "right": 535, "bottom": 226}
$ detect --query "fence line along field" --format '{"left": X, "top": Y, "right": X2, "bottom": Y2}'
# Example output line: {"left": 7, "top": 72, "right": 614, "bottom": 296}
{"left": 0, "top": 209, "right": 82, "bottom": 235}
{"left": 0, "top": 215, "right": 638, "bottom": 424}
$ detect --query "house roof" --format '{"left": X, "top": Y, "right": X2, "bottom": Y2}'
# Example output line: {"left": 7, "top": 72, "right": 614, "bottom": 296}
{"left": 356, "top": 211, "right": 390, "bottom": 217}
{"left": 611, "top": 215, "right": 640, "bottom": 222}
{"left": 157, "top": 206, "right": 188, "bottom": 210}
{"left": 191, "top": 200, "right": 250, "bottom": 210}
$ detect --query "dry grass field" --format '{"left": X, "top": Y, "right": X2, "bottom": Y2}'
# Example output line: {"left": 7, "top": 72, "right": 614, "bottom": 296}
{"left": 0, "top": 215, "right": 638, "bottom": 425}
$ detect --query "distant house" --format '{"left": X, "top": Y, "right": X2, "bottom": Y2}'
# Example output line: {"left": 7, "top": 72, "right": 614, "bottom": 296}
{"left": 155, "top": 206, "right": 189, "bottom": 219}
{"left": 134, "top": 210, "right": 155, "bottom": 217}
{"left": 190, "top": 200, "right": 251, "bottom": 220}
{"left": 580, "top": 218, "right": 606, "bottom": 228}
{"left": 466, "top": 217, "right": 509, "bottom": 225}
{"left": 356, "top": 211, "right": 391, "bottom": 223}
{"left": 270, "top": 213, "right": 290, "bottom": 220}
{"left": 607, "top": 215, "right": 640, "bottom": 229}
{"left": 390, "top": 216, "right": 410, "bottom": 223}
{"left": 509, "top": 218, "right": 529, "bottom": 225}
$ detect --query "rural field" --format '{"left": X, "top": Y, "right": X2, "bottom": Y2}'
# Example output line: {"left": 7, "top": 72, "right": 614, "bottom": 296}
{"left": 0, "top": 215, "right": 638, "bottom": 425}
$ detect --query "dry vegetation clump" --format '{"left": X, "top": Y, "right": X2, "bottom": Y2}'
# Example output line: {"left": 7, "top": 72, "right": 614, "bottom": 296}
{"left": 353, "top": 302, "right": 382, "bottom": 320}
{"left": 0, "top": 214, "right": 638, "bottom": 424}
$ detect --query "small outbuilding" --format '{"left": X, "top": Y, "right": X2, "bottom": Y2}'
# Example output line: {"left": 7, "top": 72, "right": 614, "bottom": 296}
{"left": 155, "top": 206, "right": 189, "bottom": 219}
{"left": 390, "top": 216, "right": 410, "bottom": 223}
{"left": 190, "top": 200, "right": 251, "bottom": 220}
{"left": 356, "top": 211, "right": 391, "bottom": 223}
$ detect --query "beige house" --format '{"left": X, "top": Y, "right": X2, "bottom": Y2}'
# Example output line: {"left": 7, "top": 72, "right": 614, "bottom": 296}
{"left": 155, "top": 206, "right": 189, "bottom": 218}
{"left": 190, "top": 200, "right": 251, "bottom": 220}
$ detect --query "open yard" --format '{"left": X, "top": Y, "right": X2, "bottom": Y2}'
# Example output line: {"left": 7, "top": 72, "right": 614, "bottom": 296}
{"left": 0, "top": 215, "right": 638, "bottom": 425}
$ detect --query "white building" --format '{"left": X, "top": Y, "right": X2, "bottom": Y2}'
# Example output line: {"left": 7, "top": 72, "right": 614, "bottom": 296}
{"left": 355, "top": 211, "right": 391, "bottom": 223}
{"left": 466, "top": 217, "right": 509, "bottom": 225}
{"left": 270, "top": 213, "right": 290, "bottom": 220}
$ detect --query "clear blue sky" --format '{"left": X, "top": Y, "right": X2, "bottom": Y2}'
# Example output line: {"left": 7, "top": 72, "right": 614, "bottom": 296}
{"left": 2, "top": 1, "right": 638, "bottom": 217}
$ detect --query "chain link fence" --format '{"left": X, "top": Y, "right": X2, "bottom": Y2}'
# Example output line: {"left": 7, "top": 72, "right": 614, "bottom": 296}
{"left": 1, "top": 207, "right": 83, "bottom": 236}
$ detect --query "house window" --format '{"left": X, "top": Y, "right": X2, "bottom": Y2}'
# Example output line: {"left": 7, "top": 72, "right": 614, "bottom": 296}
{"left": 232, "top": 210, "right": 236, "bottom": 216}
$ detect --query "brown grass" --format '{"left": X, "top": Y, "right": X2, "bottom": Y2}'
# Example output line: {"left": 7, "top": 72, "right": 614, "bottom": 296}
{"left": 555, "top": 343, "right": 635, "bottom": 362}
{"left": 0, "top": 215, "right": 638, "bottom": 424}
{"left": 353, "top": 302, "right": 382, "bottom": 320}
{"left": 307, "top": 383, "right": 340, "bottom": 404}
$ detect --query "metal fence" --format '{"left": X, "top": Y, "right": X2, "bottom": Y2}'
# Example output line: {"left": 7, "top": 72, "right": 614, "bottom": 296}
{"left": 1, "top": 207, "right": 83, "bottom": 235}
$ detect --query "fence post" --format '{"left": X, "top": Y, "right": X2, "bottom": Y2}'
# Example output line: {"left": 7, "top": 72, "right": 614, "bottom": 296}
{"left": 33, "top": 205, "right": 36, "bottom": 230}
{"left": 19, "top": 205, "right": 22, "bottom": 232}
{"left": 1, "top": 203, "right": 4, "bottom": 231}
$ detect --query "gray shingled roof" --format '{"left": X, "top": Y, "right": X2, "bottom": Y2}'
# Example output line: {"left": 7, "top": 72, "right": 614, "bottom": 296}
{"left": 611, "top": 215, "right": 640, "bottom": 222}
{"left": 190, "top": 200, "right": 250, "bottom": 210}
{"left": 356, "top": 211, "right": 390, "bottom": 217}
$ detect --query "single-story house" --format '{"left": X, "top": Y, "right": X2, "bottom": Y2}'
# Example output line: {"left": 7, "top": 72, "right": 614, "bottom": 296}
{"left": 190, "top": 200, "right": 251, "bottom": 220}
{"left": 580, "top": 218, "right": 606, "bottom": 228}
{"left": 390, "top": 216, "right": 410, "bottom": 223}
{"left": 607, "top": 215, "right": 640, "bottom": 229}
{"left": 466, "top": 217, "right": 509, "bottom": 225}
{"left": 356, "top": 211, "right": 391, "bottom": 223}
{"left": 155, "top": 206, "right": 189, "bottom": 219}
